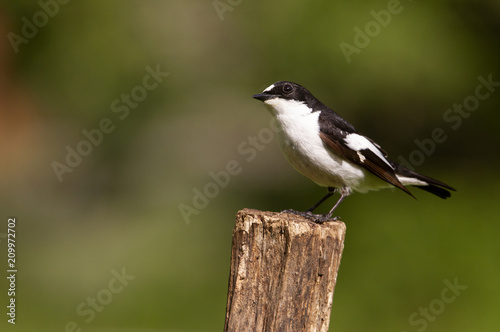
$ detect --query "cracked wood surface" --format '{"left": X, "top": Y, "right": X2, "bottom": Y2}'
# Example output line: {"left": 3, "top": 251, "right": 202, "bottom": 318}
{"left": 224, "top": 209, "right": 346, "bottom": 332}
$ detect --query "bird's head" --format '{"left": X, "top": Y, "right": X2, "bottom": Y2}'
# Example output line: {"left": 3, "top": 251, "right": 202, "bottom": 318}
{"left": 253, "top": 81, "right": 318, "bottom": 116}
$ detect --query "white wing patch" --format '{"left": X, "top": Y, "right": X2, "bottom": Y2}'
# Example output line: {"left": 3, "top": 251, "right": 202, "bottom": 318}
{"left": 344, "top": 133, "right": 393, "bottom": 169}
{"left": 357, "top": 151, "right": 366, "bottom": 163}
{"left": 263, "top": 83, "right": 275, "bottom": 93}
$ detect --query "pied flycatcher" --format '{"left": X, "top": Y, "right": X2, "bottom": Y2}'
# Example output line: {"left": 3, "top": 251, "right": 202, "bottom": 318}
{"left": 253, "top": 81, "right": 455, "bottom": 220}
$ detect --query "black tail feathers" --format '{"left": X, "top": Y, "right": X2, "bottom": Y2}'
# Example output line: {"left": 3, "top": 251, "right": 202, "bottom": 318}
{"left": 413, "top": 184, "right": 453, "bottom": 199}
{"left": 395, "top": 164, "right": 456, "bottom": 199}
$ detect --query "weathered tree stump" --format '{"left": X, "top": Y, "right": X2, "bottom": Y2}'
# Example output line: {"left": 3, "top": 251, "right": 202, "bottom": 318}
{"left": 224, "top": 208, "right": 346, "bottom": 332}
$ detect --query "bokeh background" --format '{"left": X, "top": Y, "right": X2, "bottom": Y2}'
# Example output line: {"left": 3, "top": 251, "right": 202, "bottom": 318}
{"left": 0, "top": 1, "right": 499, "bottom": 331}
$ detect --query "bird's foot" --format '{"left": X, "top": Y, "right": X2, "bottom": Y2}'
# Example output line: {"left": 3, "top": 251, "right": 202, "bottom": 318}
{"left": 280, "top": 209, "right": 339, "bottom": 224}
{"left": 313, "top": 214, "right": 340, "bottom": 224}
{"left": 281, "top": 209, "right": 316, "bottom": 218}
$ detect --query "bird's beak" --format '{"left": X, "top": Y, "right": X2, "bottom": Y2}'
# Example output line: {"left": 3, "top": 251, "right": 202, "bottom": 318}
{"left": 253, "top": 93, "right": 274, "bottom": 101}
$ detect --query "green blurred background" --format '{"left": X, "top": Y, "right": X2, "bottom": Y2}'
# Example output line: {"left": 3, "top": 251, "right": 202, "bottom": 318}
{"left": 0, "top": 0, "right": 499, "bottom": 331}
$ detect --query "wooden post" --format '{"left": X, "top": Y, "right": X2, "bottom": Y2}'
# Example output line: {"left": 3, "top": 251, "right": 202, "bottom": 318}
{"left": 224, "top": 208, "right": 346, "bottom": 332}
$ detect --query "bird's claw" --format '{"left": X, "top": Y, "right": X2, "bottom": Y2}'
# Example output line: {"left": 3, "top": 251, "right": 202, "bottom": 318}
{"left": 280, "top": 209, "right": 339, "bottom": 223}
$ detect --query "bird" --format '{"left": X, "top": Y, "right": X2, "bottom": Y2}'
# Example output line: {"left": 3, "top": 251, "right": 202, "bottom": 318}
{"left": 253, "top": 81, "right": 455, "bottom": 221}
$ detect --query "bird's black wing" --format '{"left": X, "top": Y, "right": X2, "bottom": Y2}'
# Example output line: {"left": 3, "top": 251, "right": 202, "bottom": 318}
{"left": 318, "top": 110, "right": 414, "bottom": 197}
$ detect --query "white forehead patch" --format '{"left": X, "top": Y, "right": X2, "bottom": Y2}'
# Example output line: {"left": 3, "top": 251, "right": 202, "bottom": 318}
{"left": 263, "top": 83, "right": 275, "bottom": 93}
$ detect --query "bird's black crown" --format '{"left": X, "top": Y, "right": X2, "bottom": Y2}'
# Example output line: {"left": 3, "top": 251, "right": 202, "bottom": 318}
{"left": 253, "top": 81, "right": 322, "bottom": 108}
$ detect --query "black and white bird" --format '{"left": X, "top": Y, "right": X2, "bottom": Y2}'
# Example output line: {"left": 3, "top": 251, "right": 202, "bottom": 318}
{"left": 253, "top": 81, "right": 455, "bottom": 221}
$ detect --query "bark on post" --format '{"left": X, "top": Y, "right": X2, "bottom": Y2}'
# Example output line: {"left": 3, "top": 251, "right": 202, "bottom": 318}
{"left": 224, "top": 208, "right": 346, "bottom": 332}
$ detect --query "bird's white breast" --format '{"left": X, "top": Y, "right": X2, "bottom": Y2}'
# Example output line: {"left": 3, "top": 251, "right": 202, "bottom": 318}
{"left": 264, "top": 98, "right": 375, "bottom": 191}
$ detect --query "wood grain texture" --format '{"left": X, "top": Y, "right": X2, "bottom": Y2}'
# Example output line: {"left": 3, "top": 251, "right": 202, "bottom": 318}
{"left": 224, "top": 209, "right": 346, "bottom": 332}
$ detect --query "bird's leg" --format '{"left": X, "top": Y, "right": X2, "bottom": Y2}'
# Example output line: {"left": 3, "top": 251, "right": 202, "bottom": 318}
{"left": 306, "top": 187, "right": 335, "bottom": 213}
{"left": 283, "top": 186, "right": 351, "bottom": 223}
{"left": 324, "top": 187, "right": 352, "bottom": 220}
{"left": 282, "top": 187, "right": 336, "bottom": 222}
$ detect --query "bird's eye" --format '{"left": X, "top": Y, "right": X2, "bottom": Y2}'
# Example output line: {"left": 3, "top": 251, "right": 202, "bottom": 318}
{"left": 283, "top": 84, "right": 293, "bottom": 93}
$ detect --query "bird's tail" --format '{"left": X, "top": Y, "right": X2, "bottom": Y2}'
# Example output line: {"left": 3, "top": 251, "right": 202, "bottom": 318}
{"left": 395, "top": 164, "right": 456, "bottom": 199}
